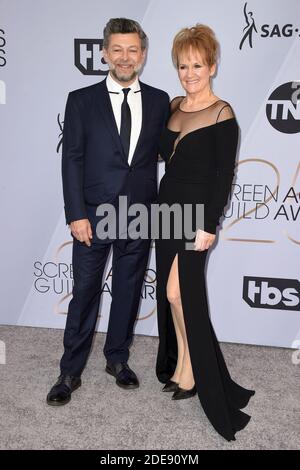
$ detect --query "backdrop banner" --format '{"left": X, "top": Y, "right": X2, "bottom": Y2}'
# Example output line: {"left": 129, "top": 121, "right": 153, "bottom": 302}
{"left": 1, "top": 0, "right": 299, "bottom": 348}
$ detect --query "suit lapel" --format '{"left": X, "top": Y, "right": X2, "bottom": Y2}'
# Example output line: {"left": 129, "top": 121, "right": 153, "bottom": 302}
{"left": 93, "top": 79, "right": 125, "bottom": 160}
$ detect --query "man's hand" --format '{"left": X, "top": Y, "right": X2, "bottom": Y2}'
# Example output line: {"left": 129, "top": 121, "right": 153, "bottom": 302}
{"left": 70, "top": 219, "right": 93, "bottom": 247}
{"left": 194, "top": 229, "right": 216, "bottom": 252}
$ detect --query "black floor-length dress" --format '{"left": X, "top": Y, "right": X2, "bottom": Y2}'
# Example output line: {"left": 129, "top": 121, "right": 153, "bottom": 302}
{"left": 155, "top": 97, "right": 255, "bottom": 441}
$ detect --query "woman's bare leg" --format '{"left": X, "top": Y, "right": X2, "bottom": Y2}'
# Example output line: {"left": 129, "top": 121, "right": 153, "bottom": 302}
{"left": 166, "top": 255, "right": 195, "bottom": 389}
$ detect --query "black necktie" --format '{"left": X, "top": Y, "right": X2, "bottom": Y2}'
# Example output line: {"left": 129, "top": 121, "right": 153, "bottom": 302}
{"left": 120, "top": 88, "right": 131, "bottom": 159}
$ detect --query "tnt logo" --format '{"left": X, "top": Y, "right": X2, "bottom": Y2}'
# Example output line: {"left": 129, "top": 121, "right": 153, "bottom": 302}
{"left": 0, "top": 80, "right": 6, "bottom": 104}
{"left": 74, "top": 38, "right": 108, "bottom": 75}
{"left": 266, "top": 81, "right": 300, "bottom": 134}
{"left": 0, "top": 340, "right": 6, "bottom": 364}
{"left": 243, "top": 276, "right": 300, "bottom": 311}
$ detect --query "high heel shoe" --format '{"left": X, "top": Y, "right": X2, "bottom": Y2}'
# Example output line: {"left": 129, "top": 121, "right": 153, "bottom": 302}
{"left": 172, "top": 385, "right": 197, "bottom": 400}
{"left": 162, "top": 380, "right": 179, "bottom": 392}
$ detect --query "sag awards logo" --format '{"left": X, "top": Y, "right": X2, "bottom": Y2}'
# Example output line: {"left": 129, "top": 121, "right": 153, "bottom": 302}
{"left": 243, "top": 276, "right": 300, "bottom": 311}
{"left": 74, "top": 37, "right": 109, "bottom": 75}
{"left": 266, "top": 82, "right": 300, "bottom": 134}
{"left": 33, "top": 242, "right": 157, "bottom": 321}
{"left": 239, "top": 2, "right": 300, "bottom": 50}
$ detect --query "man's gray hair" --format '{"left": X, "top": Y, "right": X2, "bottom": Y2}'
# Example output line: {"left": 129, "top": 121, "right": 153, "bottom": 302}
{"left": 103, "top": 18, "right": 148, "bottom": 50}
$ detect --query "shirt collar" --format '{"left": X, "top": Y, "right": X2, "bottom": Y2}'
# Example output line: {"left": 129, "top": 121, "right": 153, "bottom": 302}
{"left": 106, "top": 72, "right": 140, "bottom": 94}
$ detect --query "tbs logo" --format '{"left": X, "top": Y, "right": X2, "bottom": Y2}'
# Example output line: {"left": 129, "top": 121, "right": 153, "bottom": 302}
{"left": 74, "top": 38, "right": 108, "bottom": 75}
{"left": 243, "top": 277, "right": 300, "bottom": 311}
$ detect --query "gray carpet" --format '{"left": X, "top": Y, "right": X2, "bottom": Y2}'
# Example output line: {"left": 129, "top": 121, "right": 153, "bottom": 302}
{"left": 0, "top": 325, "right": 299, "bottom": 450}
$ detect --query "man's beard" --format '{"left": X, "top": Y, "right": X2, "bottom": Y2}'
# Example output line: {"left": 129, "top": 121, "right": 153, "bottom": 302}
{"left": 109, "top": 62, "right": 142, "bottom": 83}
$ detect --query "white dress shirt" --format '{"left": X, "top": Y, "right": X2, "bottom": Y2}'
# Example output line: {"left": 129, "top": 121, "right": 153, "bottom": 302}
{"left": 106, "top": 72, "right": 142, "bottom": 165}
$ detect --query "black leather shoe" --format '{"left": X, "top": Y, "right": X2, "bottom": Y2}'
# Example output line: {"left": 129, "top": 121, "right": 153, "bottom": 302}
{"left": 46, "top": 374, "right": 81, "bottom": 406}
{"left": 172, "top": 385, "right": 197, "bottom": 400}
{"left": 105, "top": 362, "right": 139, "bottom": 390}
{"left": 162, "top": 380, "right": 179, "bottom": 392}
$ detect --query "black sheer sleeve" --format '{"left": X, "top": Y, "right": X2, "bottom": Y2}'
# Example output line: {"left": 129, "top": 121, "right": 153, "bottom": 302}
{"left": 204, "top": 105, "right": 239, "bottom": 234}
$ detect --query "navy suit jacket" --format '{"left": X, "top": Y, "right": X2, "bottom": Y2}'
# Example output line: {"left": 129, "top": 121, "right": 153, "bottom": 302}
{"left": 62, "top": 78, "right": 169, "bottom": 225}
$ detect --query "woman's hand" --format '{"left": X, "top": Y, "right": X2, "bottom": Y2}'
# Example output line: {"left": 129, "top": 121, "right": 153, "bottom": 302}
{"left": 194, "top": 229, "right": 216, "bottom": 251}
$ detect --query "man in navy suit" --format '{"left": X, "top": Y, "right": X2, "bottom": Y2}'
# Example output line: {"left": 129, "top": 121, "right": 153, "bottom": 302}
{"left": 47, "top": 18, "right": 169, "bottom": 406}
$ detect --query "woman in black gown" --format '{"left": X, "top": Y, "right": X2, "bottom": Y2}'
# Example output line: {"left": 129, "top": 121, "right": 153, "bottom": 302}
{"left": 155, "top": 24, "right": 255, "bottom": 441}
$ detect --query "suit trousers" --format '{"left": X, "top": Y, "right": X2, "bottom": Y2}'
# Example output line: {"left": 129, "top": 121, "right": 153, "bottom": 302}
{"left": 60, "top": 235, "right": 151, "bottom": 377}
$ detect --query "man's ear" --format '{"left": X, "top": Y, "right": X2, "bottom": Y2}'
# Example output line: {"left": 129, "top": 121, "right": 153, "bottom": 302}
{"left": 102, "top": 48, "right": 108, "bottom": 62}
{"left": 141, "top": 48, "right": 147, "bottom": 63}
